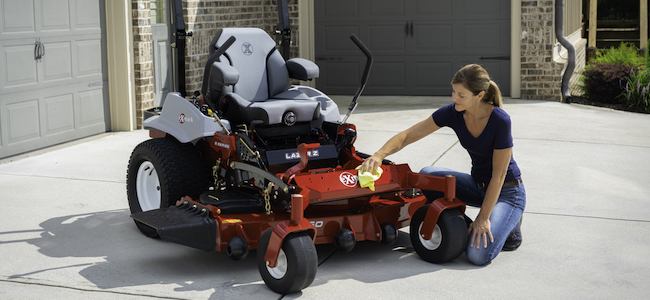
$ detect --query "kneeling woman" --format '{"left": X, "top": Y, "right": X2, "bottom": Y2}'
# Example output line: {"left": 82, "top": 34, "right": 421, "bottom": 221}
{"left": 359, "top": 64, "right": 526, "bottom": 266}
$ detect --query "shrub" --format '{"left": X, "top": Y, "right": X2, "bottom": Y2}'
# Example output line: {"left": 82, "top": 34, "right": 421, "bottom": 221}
{"left": 620, "top": 69, "right": 650, "bottom": 113}
{"left": 591, "top": 42, "right": 645, "bottom": 67}
{"left": 580, "top": 62, "right": 634, "bottom": 104}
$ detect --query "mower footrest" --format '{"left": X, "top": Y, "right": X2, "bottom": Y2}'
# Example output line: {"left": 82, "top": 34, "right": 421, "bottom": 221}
{"left": 132, "top": 201, "right": 217, "bottom": 251}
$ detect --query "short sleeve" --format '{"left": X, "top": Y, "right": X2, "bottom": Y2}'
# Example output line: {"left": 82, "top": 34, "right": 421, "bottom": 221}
{"left": 493, "top": 111, "right": 513, "bottom": 149}
{"left": 432, "top": 103, "right": 455, "bottom": 128}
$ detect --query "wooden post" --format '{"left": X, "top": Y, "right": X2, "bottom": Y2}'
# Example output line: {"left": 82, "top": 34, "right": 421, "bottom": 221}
{"left": 641, "top": 0, "right": 648, "bottom": 49}
{"left": 588, "top": 0, "right": 598, "bottom": 48}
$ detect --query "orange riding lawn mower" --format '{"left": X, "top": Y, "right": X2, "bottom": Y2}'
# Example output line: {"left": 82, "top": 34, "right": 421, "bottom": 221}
{"left": 126, "top": 26, "right": 468, "bottom": 294}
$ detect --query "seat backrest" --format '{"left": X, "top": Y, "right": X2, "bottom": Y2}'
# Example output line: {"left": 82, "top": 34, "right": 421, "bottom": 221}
{"left": 210, "top": 28, "right": 290, "bottom": 102}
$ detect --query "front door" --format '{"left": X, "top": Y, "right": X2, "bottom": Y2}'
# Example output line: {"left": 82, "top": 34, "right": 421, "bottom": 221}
{"left": 151, "top": 0, "right": 172, "bottom": 106}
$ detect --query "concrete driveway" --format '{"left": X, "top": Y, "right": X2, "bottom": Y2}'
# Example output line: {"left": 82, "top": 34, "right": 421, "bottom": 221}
{"left": 1, "top": 96, "right": 649, "bottom": 299}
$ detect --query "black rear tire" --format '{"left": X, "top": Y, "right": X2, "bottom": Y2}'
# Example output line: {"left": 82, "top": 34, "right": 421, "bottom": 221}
{"left": 410, "top": 206, "right": 467, "bottom": 263}
{"left": 126, "top": 137, "right": 210, "bottom": 237}
{"left": 257, "top": 229, "right": 317, "bottom": 294}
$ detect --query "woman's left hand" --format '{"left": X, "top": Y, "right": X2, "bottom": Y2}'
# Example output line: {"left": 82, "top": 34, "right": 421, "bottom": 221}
{"left": 468, "top": 216, "right": 494, "bottom": 249}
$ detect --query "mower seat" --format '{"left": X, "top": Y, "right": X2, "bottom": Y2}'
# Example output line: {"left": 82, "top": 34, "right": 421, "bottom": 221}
{"left": 206, "top": 28, "right": 340, "bottom": 132}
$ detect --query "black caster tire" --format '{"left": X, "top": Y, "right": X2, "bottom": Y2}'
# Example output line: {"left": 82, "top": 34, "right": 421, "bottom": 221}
{"left": 410, "top": 206, "right": 468, "bottom": 263}
{"left": 257, "top": 229, "right": 317, "bottom": 294}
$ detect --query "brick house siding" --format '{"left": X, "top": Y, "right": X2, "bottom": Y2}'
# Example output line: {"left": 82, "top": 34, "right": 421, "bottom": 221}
{"left": 519, "top": 0, "right": 585, "bottom": 101}
{"left": 520, "top": 1, "right": 563, "bottom": 101}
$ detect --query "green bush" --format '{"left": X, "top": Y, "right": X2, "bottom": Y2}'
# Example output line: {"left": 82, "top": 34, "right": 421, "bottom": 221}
{"left": 581, "top": 62, "right": 634, "bottom": 103}
{"left": 590, "top": 42, "right": 645, "bottom": 67}
{"left": 578, "top": 43, "right": 646, "bottom": 107}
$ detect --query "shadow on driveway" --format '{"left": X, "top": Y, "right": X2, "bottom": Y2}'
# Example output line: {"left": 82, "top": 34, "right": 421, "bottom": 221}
{"left": 9, "top": 210, "right": 479, "bottom": 298}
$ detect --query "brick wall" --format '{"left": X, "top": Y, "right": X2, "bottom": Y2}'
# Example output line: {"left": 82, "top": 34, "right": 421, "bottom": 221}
{"left": 131, "top": 0, "right": 154, "bottom": 128}
{"left": 183, "top": 0, "right": 300, "bottom": 96}
{"left": 520, "top": 0, "right": 564, "bottom": 101}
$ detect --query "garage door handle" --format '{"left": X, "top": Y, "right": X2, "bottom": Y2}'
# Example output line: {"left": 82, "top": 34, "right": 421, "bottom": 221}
{"left": 34, "top": 38, "right": 45, "bottom": 62}
{"left": 405, "top": 21, "right": 414, "bottom": 37}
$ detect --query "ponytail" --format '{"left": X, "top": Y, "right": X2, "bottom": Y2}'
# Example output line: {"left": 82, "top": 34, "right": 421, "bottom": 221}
{"left": 484, "top": 80, "right": 503, "bottom": 108}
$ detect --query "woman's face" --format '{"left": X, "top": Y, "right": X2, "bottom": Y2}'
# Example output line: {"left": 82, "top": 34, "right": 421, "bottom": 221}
{"left": 451, "top": 83, "right": 484, "bottom": 112}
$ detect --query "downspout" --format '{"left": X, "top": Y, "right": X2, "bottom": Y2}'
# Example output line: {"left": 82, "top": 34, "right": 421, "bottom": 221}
{"left": 555, "top": 0, "right": 576, "bottom": 103}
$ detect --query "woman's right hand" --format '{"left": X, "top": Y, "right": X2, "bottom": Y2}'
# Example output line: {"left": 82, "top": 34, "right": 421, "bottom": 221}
{"left": 359, "top": 154, "right": 382, "bottom": 174}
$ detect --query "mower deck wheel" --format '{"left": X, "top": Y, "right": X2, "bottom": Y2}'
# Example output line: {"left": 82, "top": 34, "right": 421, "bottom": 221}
{"left": 409, "top": 206, "right": 467, "bottom": 264}
{"left": 257, "top": 229, "right": 317, "bottom": 294}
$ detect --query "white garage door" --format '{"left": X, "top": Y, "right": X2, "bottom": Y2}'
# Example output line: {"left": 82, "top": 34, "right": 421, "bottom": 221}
{"left": 0, "top": 0, "right": 109, "bottom": 159}
{"left": 315, "top": 0, "right": 511, "bottom": 96}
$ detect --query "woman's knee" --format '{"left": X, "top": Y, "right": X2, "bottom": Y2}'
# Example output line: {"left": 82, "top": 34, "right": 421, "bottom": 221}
{"left": 466, "top": 245, "right": 492, "bottom": 266}
{"left": 419, "top": 166, "right": 454, "bottom": 176}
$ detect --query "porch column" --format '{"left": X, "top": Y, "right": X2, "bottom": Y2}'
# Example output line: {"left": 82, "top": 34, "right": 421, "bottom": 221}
{"left": 641, "top": 0, "right": 648, "bottom": 49}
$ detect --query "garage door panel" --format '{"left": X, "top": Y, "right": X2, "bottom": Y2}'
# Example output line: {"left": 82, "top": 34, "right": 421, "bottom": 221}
{"left": 368, "top": 0, "right": 405, "bottom": 18}
{"left": 3, "top": 45, "right": 39, "bottom": 88}
{"left": 321, "top": 61, "right": 361, "bottom": 88}
{"left": 414, "top": 24, "right": 453, "bottom": 52}
{"left": 75, "top": 0, "right": 101, "bottom": 29}
{"left": 6, "top": 99, "right": 40, "bottom": 144}
{"left": 318, "top": 25, "right": 360, "bottom": 53}
{"left": 414, "top": 61, "right": 453, "bottom": 90}
{"left": 77, "top": 39, "right": 102, "bottom": 76}
{"left": 462, "top": 24, "right": 503, "bottom": 52}
{"left": 42, "top": 0, "right": 71, "bottom": 31}
{"left": 321, "top": 0, "right": 359, "bottom": 18}
{"left": 45, "top": 93, "right": 74, "bottom": 135}
{"left": 42, "top": 41, "right": 72, "bottom": 82}
{"left": 78, "top": 88, "right": 104, "bottom": 128}
{"left": 368, "top": 24, "right": 406, "bottom": 53}
{"left": 412, "top": 0, "right": 451, "bottom": 17}
{"left": 368, "top": 60, "right": 405, "bottom": 88}
{"left": 463, "top": 0, "right": 504, "bottom": 15}
{"left": 1, "top": 0, "right": 36, "bottom": 34}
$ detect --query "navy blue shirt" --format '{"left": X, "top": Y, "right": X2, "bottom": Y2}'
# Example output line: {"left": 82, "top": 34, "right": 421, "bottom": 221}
{"left": 432, "top": 103, "right": 521, "bottom": 184}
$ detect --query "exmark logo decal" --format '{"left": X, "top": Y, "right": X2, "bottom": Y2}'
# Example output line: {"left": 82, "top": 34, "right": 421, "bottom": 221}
{"left": 179, "top": 113, "right": 194, "bottom": 124}
{"left": 242, "top": 42, "right": 253, "bottom": 56}
{"left": 285, "top": 150, "right": 319, "bottom": 160}
{"left": 339, "top": 172, "right": 358, "bottom": 188}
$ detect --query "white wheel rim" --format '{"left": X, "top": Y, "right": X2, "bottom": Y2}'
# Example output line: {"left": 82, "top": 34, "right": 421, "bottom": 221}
{"left": 136, "top": 161, "right": 161, "bottom": 211}
{"left": 267, "top": 249, "right": 288, "bottom": 279}
{"left": 418, "top": 223, "right": 443, "bottom": 250}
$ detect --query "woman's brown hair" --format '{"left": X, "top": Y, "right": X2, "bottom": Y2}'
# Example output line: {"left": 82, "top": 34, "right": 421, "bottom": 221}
{"left": 451, "top": 64, "right": 503, "bottom": 107}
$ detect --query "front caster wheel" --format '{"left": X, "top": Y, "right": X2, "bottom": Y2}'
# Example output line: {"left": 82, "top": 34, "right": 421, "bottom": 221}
{"left": 257, "top": 229, "right": 317, "bottom": 294}
{"left": 410, "top": 206, "right": 467, "bottom": 263}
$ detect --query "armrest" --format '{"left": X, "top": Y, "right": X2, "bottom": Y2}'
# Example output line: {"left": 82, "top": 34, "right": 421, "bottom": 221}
{"left": 210, "top": 61, "right": 239, "bottom": 86}
{"left": 286, "top": 58, "right": 319, "bottom": 81}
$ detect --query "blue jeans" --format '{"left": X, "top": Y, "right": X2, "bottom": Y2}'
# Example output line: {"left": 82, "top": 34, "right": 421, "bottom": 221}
{"left": 419, "top": 166, "right": 526, "bottom": 266}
